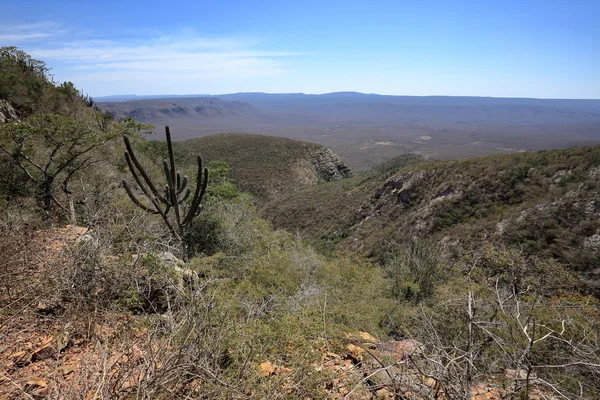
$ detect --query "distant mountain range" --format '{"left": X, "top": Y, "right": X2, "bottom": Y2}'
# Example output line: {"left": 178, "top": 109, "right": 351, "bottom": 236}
{"left": 99, "top": 97, "right": 258, "bottom": 120}
{"left": 97, "top": 92, "right": 600, "bottom": 171}
{"left": 96, "top": 92, "right": 600, "bottom": 109}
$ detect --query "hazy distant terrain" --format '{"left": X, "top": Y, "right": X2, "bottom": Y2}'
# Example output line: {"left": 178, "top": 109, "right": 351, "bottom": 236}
{"left": 99, "top": 97, "right": 258, "bottom": 120}
{"left": 98, "top": 92, "right": 600, "bottom": 170}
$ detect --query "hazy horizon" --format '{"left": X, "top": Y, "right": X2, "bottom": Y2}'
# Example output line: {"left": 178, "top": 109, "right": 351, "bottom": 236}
{"left": 95, "top": 91, "right": 600, "bottom": 102}
{"left": 1, "top": 0, "right": 598, "bottom": 99}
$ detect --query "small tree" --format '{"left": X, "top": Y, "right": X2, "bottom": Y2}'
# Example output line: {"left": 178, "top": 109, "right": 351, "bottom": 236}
{"left": 0, "top": 114, "right": 121, "bottom": 222}
{"left": 122, "top": 126, "right": 208, "bottom": 261}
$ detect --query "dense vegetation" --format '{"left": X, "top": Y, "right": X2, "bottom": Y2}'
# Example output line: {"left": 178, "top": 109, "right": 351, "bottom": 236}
{"left": 1, "top": 48, "right": 599, "bottom": 399}
{"left": 162, "top": 132, "right": 352, "bottom": 200}
{"left": 267, "top": 147, "right": 600, "bottom": 292}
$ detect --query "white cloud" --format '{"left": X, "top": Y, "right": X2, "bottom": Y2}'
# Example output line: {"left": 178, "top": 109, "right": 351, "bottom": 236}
{"left": 20, "top": 31, "right": 302, "bottom": 94}
{"left": 0, "top": 21, "right": 65, "bottom": 43}
{"left": 0, "top": 32, "right": 53, "bottom": 41}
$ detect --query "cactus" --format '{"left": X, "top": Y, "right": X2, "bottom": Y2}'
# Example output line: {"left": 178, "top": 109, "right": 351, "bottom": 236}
{"left": 122, "top": 126, "right": 208, "bottom": 260}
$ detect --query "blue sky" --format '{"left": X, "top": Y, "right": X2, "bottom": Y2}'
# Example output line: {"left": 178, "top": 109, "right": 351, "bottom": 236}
{"left": 1, "top": 0, "right": 598, "bottom": 98}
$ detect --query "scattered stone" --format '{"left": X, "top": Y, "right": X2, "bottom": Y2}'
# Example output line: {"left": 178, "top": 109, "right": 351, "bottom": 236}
{"left": 158, "top": 251, "right": 185, "bottom": 267}
{"left": 310, "top": 148, "right": 353, "bottom": 181}
{"left": 259, "top": 361, "right": 277, "bottom": 377}
{"left": 505, "top": 368, "right": 536, "bottom": 381}
{"left": 10, "top": 350, "right": 32, "bottom": 367}
{"left": 36, "top": 301, "right": 63, "bottom": 316}
{"left": 325, "top": 377, "right": 341, "bottom": 390}
{"left": 471, "top": 383, "right": 504, "bottom": 400}
{"left": 550, "top": 169, "right": 571, "bottom": 184}
{"left": 388, "top": 339, "right": 424, "bottom": 360}
{"left": 258, "top": 361, "right": 290, "bottom": 377}
{"left": 346, "top": 343, "right": 364, "bottom": 359}
{"left": 423, "top": 377, "right": 437, "bottom": 388}
{"left": 64, "top": 225, "right": 89, "bottom": 237}
{"left": 495, "top": 219, "right": 509, "bottom": 235}
{"left": 375, "top": 387, "right": 394, "bottom": 399}
{"left": 345, "top": 331, "right": 378, "bottom": 344}
{"left": 25, "top": 377, "right": 48, "bottom": 395}
{"left": 55, "top": 329, "right": 71, "bottom": 352}
{"left": 31, "top": 344, "right": 57, "bottom": 362}
{"left": 337, "top": 386, "right": 349, "bottom": 395}
{"left": 61, "top": 364, "right": 77, "bottom": 376}
{"left": 182, "top": 268, "right": 199, "bottom": 285}
{"left": 589, "top": 166, "right": 600, "bottom": 180}
{"left": 583, "top": 233, "right": 600, "bottom": 252}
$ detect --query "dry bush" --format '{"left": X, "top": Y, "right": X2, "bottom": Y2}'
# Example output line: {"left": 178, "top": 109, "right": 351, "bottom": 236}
{"left": 186, "top": 198, "right": 258, "bottom": 257}
{"left": 399, "top": 246, "right": 600, "bottom": 400}
{"left": 0, "top": 210, "right": 40, "bottom": 311}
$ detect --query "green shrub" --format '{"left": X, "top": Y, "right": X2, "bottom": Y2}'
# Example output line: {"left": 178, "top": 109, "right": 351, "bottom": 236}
{"left": 381, "top": 241, "right": 446, "bottom": 302}
{"left": 185, "top": 198, "right": 257, "bottom": 257}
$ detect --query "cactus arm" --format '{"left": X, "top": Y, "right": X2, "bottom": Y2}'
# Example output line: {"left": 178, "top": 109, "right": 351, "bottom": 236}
{"left": 124, "top": 179, "right": 175, "bottom": 234}
{"left": 162, "top": 160, "right": 174, "bottom": 201}
{"left": 181, "top": 158, "right": 205, "bottom": 225}
{"left": 124, "top": 136, "right": 168, "bottom": 204}
{"left": 125, "top": 152, "right": 158, "bottom": 203}
{"left": 182, "top": 162, "right": 208, "bottom": 227}
{"left": 122, "top": 180, "right": 160, "bottom": 214}
{"left": 179, "top": 187, "right": 191, "bottom": 204}
{"left": 125, "top": 152, "right": 170, "bottom": 218}
{"left": 165, "top": 126, "right": 184, "bottom": 237}
{"left": 122, "top": 126, "right": 207, "bottom": 260}
{"left": 165, "top": 127, "right": 176, "bottom": 181}
{"left": 176, "top": 176, "right": 188, "bottom": 195}
{"left": 163, "top": 158, "right": 183, "bottom": 237}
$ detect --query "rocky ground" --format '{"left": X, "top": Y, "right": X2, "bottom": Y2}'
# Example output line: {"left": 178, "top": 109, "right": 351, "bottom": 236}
{"left": 1, "top": 227, "right": 559, "bottom": 399}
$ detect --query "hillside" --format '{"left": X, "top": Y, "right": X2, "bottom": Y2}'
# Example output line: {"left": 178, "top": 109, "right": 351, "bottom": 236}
{"left": 2, "top": 48, "right": 600, "bottom": 400}
{"left": 266, "top": 147, "right": 600, "bottom": 293}
{"left": 167, "top": 132, "right": 353, "bottom": 199}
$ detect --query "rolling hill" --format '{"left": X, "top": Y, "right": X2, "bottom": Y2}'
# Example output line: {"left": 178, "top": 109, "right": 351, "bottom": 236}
{"left": 166, "top": 132, "right": 353, "bottom": 200}
{"left": 265, "top": 146, "right": 600, "bottom": 295}
{"left": 5, "top": 46, "right": 600, "bottom": 400}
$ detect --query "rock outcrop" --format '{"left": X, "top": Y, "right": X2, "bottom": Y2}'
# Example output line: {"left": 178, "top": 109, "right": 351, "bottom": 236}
{"left": 310, "top": 148, "right": 353, "bottom": 181}
{"left": 0, "top": 99, "right": 19, "bottom": 124}
{"left": 286, "top": 147, "right": 353, "bottom": 197}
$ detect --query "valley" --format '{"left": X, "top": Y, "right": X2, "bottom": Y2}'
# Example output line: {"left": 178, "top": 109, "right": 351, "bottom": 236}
{"left": 98, "top": 93, "right": 600, "bottom": 170}
{"left": 2, "top": 46, "right": 600, "bottom": 399}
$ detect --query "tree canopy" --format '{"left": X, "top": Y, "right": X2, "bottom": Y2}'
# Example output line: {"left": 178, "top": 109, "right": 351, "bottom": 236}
{"left": 0, "top": 46, "right": 50, "bottom": 114}
{"left": 0, "top": 114, "right": 117, "bottom": 214}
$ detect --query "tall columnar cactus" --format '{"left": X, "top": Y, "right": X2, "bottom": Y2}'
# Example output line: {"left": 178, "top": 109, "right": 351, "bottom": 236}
{"left": 123, "top": 126, "right": 208, "bottom": 260}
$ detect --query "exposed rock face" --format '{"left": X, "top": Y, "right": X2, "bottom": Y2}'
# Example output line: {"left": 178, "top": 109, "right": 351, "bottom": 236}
{"left": 310, "top": 148, "right": 353, "bottom": 181}
{"left": 583, "top": 233, "right": 600, "bottom": 252}
{"left": 288, "top": 147, "right": 353, "bottom": 193}
{"left": 0, "top": 99, "right": 19, "bottom": 124}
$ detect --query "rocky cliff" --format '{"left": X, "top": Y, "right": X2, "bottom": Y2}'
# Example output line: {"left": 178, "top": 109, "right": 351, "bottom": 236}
{"left": 0, "top": 100, "right": 19, "bottom": 124}
{"left": 310, "top": 148, "right": 353, "bottom": 181}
